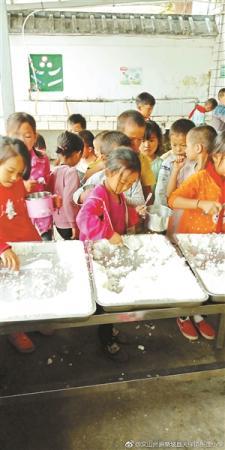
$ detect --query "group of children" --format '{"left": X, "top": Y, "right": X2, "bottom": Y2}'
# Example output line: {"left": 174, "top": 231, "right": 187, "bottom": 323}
{"left": 0, "top": 88, "right": 225, "bottom": 360}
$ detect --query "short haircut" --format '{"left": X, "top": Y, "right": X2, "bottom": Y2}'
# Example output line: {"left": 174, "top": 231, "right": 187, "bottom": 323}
{"left": 218, "top": 88, "right": 225, "bottom": 100}
{"left": 170, "top": 118, "right": 195, "bottom": 136}
{"left": 105, "top": 146, "right": 141, "bottom": 174}
{"left": 187, "top": 125, "right": 217, "bottom": 152}
{"left": 144, "top": 120, "right": 163, "bottom": 156}
{"left": 67, "top": 114, "right": 86, "bottom": 129}
{"left": 136, "top": 92, "right": 156, "bottom": 107}
{"left": 210, "top": 130, "right": 225, "bottom": 156}
{"left": 0, "top": 136, "right": 31, "bottom": 179}
{"left": 100, "top": 131, "right": 131, "bottom": 156}
{"left": 78, "top": 130, "right": 94, "bottom": 148}
{"left": 117, "top": 110, "right": 146, "bottom": 132}
{"left": 7, "top": 112, "right": 36, "bottom": 134}
{"left": 206, "top": 98, "right": 218, "bottom": 109}
{"left": 56, "top": 131, "right": 84, "bottom": 157}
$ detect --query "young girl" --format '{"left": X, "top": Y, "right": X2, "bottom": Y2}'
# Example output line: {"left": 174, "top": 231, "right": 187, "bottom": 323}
{"left": 49, "top": 131, "right": 83, "bottom": 240}
{"left": 168, "top": 131, "right": 225, "bottom": 342}
{"left": 7, "top": 112, "right": 52, "bottom": 241}
{"left": 76, "top": 147, "right": 145, "bottom": 362}
{"left": 76, "top": 147, "right": 144, "bottom": 243}
{"left": 140, "top": 120, "right": 163, "bottom": 195}
{"left": 0, "top": 136, "right": 41, "bottom": 353}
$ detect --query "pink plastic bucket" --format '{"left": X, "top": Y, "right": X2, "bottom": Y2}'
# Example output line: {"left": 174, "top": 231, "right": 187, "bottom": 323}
{"left": 26, "top": 191, "right": 54, "bottom": 219}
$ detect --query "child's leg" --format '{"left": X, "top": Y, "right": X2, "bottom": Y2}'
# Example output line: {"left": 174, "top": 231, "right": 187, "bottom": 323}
{"left": 56, "top": 227, "right": 72, "bottom": 240}
{"left": 41, "top": 229, "right": 53, "bottom": 241}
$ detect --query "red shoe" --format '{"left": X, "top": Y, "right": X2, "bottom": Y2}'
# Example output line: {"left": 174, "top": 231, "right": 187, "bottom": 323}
{"left": 195, "top": 320, "right": 215, "bottom": 340}
{"left": 8, "top": 332, "right": 36, "bottom": 353}
{"left": 177, "top": 318, "right": 198, "bottom": 341}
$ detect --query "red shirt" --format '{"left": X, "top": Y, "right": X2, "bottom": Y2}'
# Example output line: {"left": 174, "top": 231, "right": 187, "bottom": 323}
{"left": 0, "top": 179, "right": 41, "bottom": 255}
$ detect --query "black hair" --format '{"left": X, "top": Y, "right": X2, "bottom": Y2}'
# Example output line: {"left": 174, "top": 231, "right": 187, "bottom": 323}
{"left": 117, "top": 110, "right": 146, "bottom": 132}
{"left": 67, "top": 114, "right": 86, "bottom": 130}
{"left": 170, "top": 118, "right": 195, "bottom": 136}
{"left": 35, "top": 133, "right": 46, "bottom": 150}
{"left": 78, "top": 130, "right": 94, "bottom": 148}
{"left": 56, "top": 131, "right": 84, "bottom": 158}
{"left": 188, "top": 125, "right": 217, "bottom": 152}
{"left": 210, "top": 130, "right": 225, "bottom": 156}
{"left": 144, "top": 121, "right": 163, "bottom": 156}
{"left": 218, "top": 88, "right": 225, "bottom": 100}
{"left": 105, "top": 146, "right": 141, "bottom": 174}
{"left": 0, "top": 136, "right": 31, "bottom": 180}
{"left": 206, "top": 98, "right": 218, "bottom": 109}
{"left": 100, "top": 131, "right": 131, "bottom": 156}
{"left": 136, "top": 92, "right": 156, "bottom": 107}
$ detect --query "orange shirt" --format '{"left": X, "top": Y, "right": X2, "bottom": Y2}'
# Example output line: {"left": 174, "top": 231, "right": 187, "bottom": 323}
{"left": 168, "top": 169, "right": 225, "bottom": 234}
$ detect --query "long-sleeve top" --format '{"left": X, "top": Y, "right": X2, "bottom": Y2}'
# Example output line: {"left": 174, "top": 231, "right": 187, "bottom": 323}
{"left": 188, "top": 104, "right": 206, "bottom": 126}
{"left": 168, "top": 162, "right": 225, "bottom": 234}
{"left": 29, "top": 148, "right": 52, "bottom": 234}
{"left": 0, "top": 179, "right": 41, "bottom": 255}
{"left": 212, "top": 105, "right": 225, "bottom": 133}
{"left": 48, "top": 165, "right": 80, "bottom": 229}
{"left": 73, "top": 170, "right": 145, "bottom": 207}
{"left": 154, "top": 153, "right": 176, "bottom": 205}
{"left": 76, "top": 184, "right": 139, "bottom": 241}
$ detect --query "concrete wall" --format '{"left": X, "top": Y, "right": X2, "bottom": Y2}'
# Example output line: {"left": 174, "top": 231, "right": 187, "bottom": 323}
{"left": 1, "top": 33, "right": 216, "bottom": 155}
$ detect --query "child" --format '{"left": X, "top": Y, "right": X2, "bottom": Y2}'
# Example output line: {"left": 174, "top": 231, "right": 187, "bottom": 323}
{"left": 166, "top": 126, "right": 217, "bottom": 341}
{"left": 135, "top": 91, "right": 156, "bottom": 121}
{"left": 189, "top": 98, "right": 217, "bottom": 126}
{"left": 212, "top": 88, "right": 225, "bottom": 133}
{"left": 48, "top": 131, "right": 83, "bottom": 240}
{"left": 117, "top": 110, "right": 155, "bottom": 201}
{"left": 0, "top": 136, "right": 41, "bottom": 353}
{"left": 7, "top": 112, "right": 52, "bottom": 241}
{"left": 76, "top": 130, "right": 96, "bottom": 180}
{"left": 168, "top": 131, "right": 225, "bottom": 341}
{"left": 154, "top": 118, "right": 195, "bottom": 205}
{"left": 139, "top": 120, "right": 163, "bottom": 195}
{"left": 73, "top": 131, "right": 145, "bottom": 207}
{"left": 76, "top": 147, "right": 145, "bottom": 362}
{"left": 67, "top": 114, "right": 86, "bottom": 133}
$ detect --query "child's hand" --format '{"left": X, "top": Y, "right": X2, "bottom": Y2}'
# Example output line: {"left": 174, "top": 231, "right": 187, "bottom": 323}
{"left": 198, "top": 200, "right": 222, "bottom": 215}
{"left": 0, "top": 249, "right": 20, "bottom": 271}
{"left": 109, "top": 232, "right": 123, "bottom": 245}
{"left": 24, "top": 179, "right": 37, "bottom": 192}
{"left": 136, "top": 204, "right": 147, "bottom": 217}
{"left": 173, "top": 156, "right": 186, "bottom": 173}
{"left": 70, "top": 228, "right": 77, "bottom": 240}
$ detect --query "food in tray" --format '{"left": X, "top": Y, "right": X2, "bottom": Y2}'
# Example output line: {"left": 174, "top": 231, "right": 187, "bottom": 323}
{"left": 176, "top": 234, "right": 225, "bottom": 295}
{"left": 91, "top": 235, "right": 207, "bottom": 305}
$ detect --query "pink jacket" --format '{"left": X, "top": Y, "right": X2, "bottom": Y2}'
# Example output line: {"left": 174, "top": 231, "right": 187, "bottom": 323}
{"left": 76, "top": 184, "right": 138, "bottom": 241}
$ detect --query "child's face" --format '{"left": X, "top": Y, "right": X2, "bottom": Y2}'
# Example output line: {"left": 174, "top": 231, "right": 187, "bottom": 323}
{"left": 219, "top": 94, "right": 225, "bottom": 106}
{"left": 82, "top": 144, "right": 93, "bottom": 159}
{"left": 0, "top": 155, "right": 25, "bottom": 187}
{"left": 170, "top": 133, "right": 187, "bottom": 156}
{"left": 9, "top": 122, "right": 37, "bottom": 151}
{"left": 93, "top": 137, "right": 102, "bottom": 159}
{"left": 185, "top": 134, "right": 198, "bottom": 161}
{"left": 123, "top": 124, "right": 145, "bottom": 152}
{"left": 140, "top": 133, "right": 159, "bottom": 159}
{"left": 69, "top": 123, "right": 84, "bottom": 133}
{"left": 213, "top": 153, "right": 225, "bottom": 176}
{"left": 66, "top": 151, "right": 82, "bottom": 167}
{"left": 106, "top": 168, "right": 139, "bottom": 194}
{"left": 205, "top": 101, "right": 214, "bottom": 112}
{"left": 138, "top": 104, "right": 153, "bottom": 120}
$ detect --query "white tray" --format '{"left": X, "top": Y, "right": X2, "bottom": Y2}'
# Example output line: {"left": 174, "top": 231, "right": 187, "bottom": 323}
{"left": 0, "top": 241, "right": 96, "bottom": 322}
{"left": 89, "top": 235, "right": 208, "bottom": 311}
{"left": 175, "top": 234, "right": 225, "bottom": 303}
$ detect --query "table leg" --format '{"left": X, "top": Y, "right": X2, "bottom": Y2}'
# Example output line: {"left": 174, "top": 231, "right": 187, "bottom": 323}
{"left": 216, "top": 313, "right": 225, "bottom": 349}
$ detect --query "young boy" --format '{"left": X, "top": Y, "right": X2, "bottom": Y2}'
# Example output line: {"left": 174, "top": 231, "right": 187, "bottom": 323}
{"left": 67, "top": 114, "right": 86, "bottom": 133}
{"left": 154, "top": 118, "right": 195, "bottom": 205}
{"left": 117, "top": 110, "right": 155, "bottom": 200}
{"left": 212, "top": 88, "right": 225, "bottom": 132}
{"left": 135, "top": 91, "right": 156, "bottom": 121}
{"left": 189, "top": 98, "right": 217, "bottom": 126}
